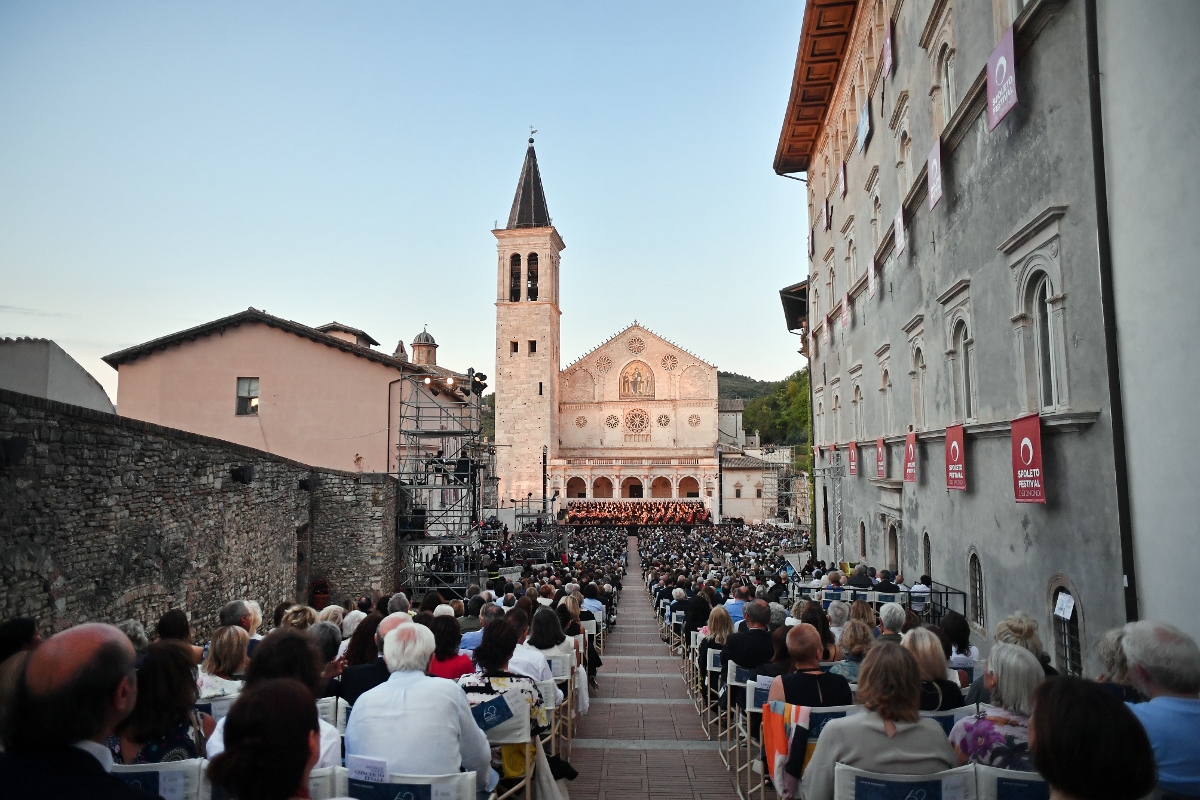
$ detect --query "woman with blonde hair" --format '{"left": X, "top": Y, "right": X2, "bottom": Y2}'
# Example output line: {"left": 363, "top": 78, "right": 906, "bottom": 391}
{"left": 966, "top": 611, "right": 1057, "bottom": 704}
{"left": 829, "top": 619, "right": 873, "bottom": 682}
{"left": 903, "top": 626, "right": 964, "bottom": 710}
{"left": 279, "top": 605, "right": 318, "bottom": 632}
{"left": 199, "top": 625, "right": 249, "bottom": 699}
{"left": 317, "top": 605, "right": 344, "bottom": 628}
{"left": 698, "top": 606, "right": 734, "bottom": 698}
{"left": 802, "top": 643, "right": 956, "bottom": 800}
{"left": 849, "top": 599, "right": 877, "bottom": 636}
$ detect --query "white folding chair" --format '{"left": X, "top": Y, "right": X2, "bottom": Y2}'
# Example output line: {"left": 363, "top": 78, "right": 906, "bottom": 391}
{"left": 703, "top": 648, "right": 723, "bottom": 739}
{"left": 336, "top": 699, "right": 353, "bottom": 735}
{"left": 111, "top": 758, "right": 207, "bottom": 800}
{"left": 921, "top": 706, "right": 975, "bottom": 737}
{"left": 195, "top": 695, "right": 238, "bottom": 723}
{"left": 316, "top": 696, "right": 338, "bottom": 727}
{"left": 308, "top": 766, "right": 350, "bottom": 800}
{"left": 974, "top": 764, "right": 1050, "bottom": 800}
{"left": 722, "top": 661, "right": 754, "bottom": 771}
{"left": 581, "top": 619, "right": 598, "bottom": 658}
{"left": 486, "top": 710, "right": 535, "bottom": 800}
{"left": 534, "top": 678, "right": 561, "bottom": 755}
{"left": 346, "top": 770, "right": 477, "bottom": 800}
{"left": 739, "top": 676, "right": 773, "bottom": 800}
{"left": 832, "top": 763, "right": 978, "bottom": 800}
{"left": 546, "top": 656, "right": 574, "bottom": 756}
{"left": 669, "top": 611, "right": 685, "bottom": 652}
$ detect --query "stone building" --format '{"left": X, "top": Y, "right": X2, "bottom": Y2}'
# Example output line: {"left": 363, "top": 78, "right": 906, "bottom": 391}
{"left": 0, "top": 338, "right": 115, "bottom": 413}
{"left": 493, "top": 140, "right": 778, "bottom": 519}
{"left": 773, "top": 0, "right": 1200, "bottom": 669}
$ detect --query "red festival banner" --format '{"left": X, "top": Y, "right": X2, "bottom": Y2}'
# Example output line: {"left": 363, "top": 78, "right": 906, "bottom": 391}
{"left": 903, "top": 432, "right": 917, "bottom": 483}
{"left": 881, "top": 20, "right": 893, "bottom": 79}
{"left": 987, "top": 26, "right": 1018, "bottom": 130}
{"left": 876, "top": 438, "right": 886, "bottom": 478}
{"left": 928, "top": 137, "right": 943, "bottom": 210}
{"left": 1011, "top": 414, "right": 1046, "bottom": 503}
{"left": 841, "top": 293, "right": 851, "bottom": 328}
{"left": 847, "top": 441, "right": 858, "bottom": 476}
{"left": 945, "top": 424, "right": 966, "bottom": 490}
{"left": 894, "top": 208, "right": 906, "bottom": 254}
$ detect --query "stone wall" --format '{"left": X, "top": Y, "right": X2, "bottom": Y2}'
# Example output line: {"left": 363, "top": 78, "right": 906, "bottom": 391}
{"left": 0, "top": 389, "right": 395, "bottom": 638}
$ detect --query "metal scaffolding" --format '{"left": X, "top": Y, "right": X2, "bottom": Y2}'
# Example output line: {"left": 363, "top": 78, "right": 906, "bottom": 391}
{"left": 394, "top": 370, "right": 496, "bottom": 599}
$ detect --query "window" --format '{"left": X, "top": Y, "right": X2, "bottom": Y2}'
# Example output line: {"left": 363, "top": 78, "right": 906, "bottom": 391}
{"left": 526, "top": 253, "right": 539, "bottom": 302}
{"left": 922, "top": 532, "right": 932, "bottom": 578}
{"left": 953, "top": 321, "right": 976, "bottom": 421}
{"left": 871, "top": 197, "right": 882, "bottom": 250}
{"left": 898, "top": 131, "right": 913, "bottom": 194}
{"left": 511, "top": 341, "right": 519, "bottom": 354}
{"left": 1052, "top": 587, "right": 1083, "bottom": 677}
{"left": 832, "top": 395, "right": 841, "bottom": 443}
{"left": 236, "top": 378, "right": 259, "bottom": 415}
{"left": 528, "top": 340, "right": 537, "bottom": 355}
{"left": 881, "top": 369, "right": 893, "bottom": 434}
{"left": 859, "top": 522, "right": 867, "bottom": 558}
{"left": 939, "top": 44, "right": 956, "bottom": 124}
{"left": 735, "top": 484, "right": 743, "bottom": 499}
{"left": 756, "top": 488, "right": 763, "bottom": 499}
{"left": 913, "top": 348, "right": 926, "bottom": 430}
{"left": 538, "top": 381, "right": 543, "bottom": 396}
{"left": 853, "top": 385, "right": 864, "bottom": 440}
{"left": 1033, "top": 275, "right": 1057, "bottom": 409}
{"left": 509, "top": 254, "right": 521, "bottom": 302}
{"left": 969, "top": 553, "right": 985, "bottom": 628}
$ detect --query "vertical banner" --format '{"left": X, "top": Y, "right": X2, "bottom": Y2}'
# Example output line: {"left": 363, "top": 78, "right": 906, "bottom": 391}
{"left": 809, "top": 226, "right": 816, "bottom": 257}
{"left": 840, "top": 162, "right": 847, "bottom": 198}
{"left": 987, "top": 26, "right": 1018, "bottom": 130}
{"left": 1012, "top": 414, "right": 1046, "bottom": 503}
{"left": 927, "top": 138, "right": 943, "bottom": 210}
{"left": 945, "top": 424, "right": 966, "bottom": 490}
{"left": 894, "top": 208, "right": 906, "bottom": 254}
{"left": 812, "top": 445, "right": 819, "bottom": 463}
{"left": 847, "top": 441, "right": 858, "bottom": 475}
{"left": 857, "top": 99, "right": 873, "bottom": 153}
{"left": 825, "top": 198, "right": 833, "bottom": 231}
{"left": 876, "top": 438, "right": 886, "bottom": 478}
{"left": 840, "top": 293, "right": 851, "bottom": 327}
{"left": 821, "top": 320, "right": 830, "bottom": 345}
{"left": 903, "top": 432, "right": 917, "bottom": 482}
{"left": 868, "top": 259, "right": 876, "bottom": 298}
{"left": 881, "top": 19, "right": 894, "bottom": 79}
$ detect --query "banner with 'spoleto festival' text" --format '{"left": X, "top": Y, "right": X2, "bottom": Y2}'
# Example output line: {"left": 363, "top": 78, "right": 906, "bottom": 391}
{"left": 946, "top": 424, "right": 966, "bottom": 490}
{"left": 847, "top": 441, "right": 857, "bottom": 476}
{"left": 1011, "top": 414, "right": 1046, "bottom": 503}
{"left": 903, "top": 432, "right": 917, "bottom": 483}
{"left": 876, "top": 438, "right": 886, "bottom": 478}
{"left": 987, "top": 26, "right": 1018, "bottom": 130}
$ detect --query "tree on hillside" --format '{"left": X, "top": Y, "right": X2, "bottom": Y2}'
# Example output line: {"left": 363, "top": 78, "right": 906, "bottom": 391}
{"left": 742, "top": 368, "right": 812, "bottom": 471}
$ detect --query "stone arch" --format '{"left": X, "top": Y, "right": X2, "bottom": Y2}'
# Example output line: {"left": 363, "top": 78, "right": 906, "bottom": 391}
{"left": 678, "top": 476, "right": 700, "bottom": 498}
{"left": 650, "top": 477, "right": 672, "bottom": 498}
{"left": 566, "top": 476, "right": 587, "bottom": 499}
{"left": 563, "top": 369, "right": 595, "bottom": 403}
{"left": 620, "top": 477, "right": 643, "bottom": 499}
{"left": 679, "top": 366, "right": 707, "bottom": 399}
{"left": 592, "top": 476, "right": 613, "bottom": 498}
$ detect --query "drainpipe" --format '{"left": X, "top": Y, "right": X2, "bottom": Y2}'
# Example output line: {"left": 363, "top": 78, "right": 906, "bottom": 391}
{"left": 1084, "top": 0, "right": 1139, "bottom": 622}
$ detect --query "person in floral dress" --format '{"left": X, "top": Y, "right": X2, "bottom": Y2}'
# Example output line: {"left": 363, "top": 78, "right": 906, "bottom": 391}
{"left": 950, "top": 643, "right": 1045, "bottom": 771}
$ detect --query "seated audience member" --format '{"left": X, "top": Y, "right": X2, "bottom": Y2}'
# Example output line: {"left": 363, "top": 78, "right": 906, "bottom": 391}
{"left": 342, "top": 612, "right": 382, "bottom": 667}
{"left": 800, "top": 601, "right": 842, "bottom": 662}
{"left": 433, "top": 604, "right": 456, "bottom": 618}
{"left": 386, "top": 593, "right": 409, "bottom": 615}
{"left": 903, "top": 627, "right": 964, "bottom": 711}
{"left": 427, "top": 615, "right": 475, "bottom": 680}
{"left": 307, "top": 621, "right": 347, "bottom": 695}
{"left": 529, "top": 607, "right": 578, "bottom": 669}
{"left": 845, "top": 564, "right": 873, "bottom": 589}
{"left": 109, "top": 640, "right": 214, "bottom": 763}
{"left": 949, "top": 643, "right": 1042, "bottom": 770}
{"left": 872, "top": 569, "right": 901, "bottom": 594}
{"left": 698, "top": 606, "right": 734, "bottom": 697}
{"left": 317, "top": 604, "right": 343, "bottom": 628}
{"left": 724, "top": 586, "right": 750, "bottom": 628}
{"left": 338, "top": 612, "right": 410, "bottom": 705}
{"left": 278, "top": 605, "right": 317, "bottom": 632}
{"left": 827, "top": 601, "right": 849, "bottom": 643}
{"left": 755, "top": 625, "right": 796, "bottom": 679}
{"left": 505, "top": 609, "right": 554, "bottom": 687}
{"left": 875, "top": 602, "right": 906, "bottom": 644}
{"left": 721, "top": 600, "right": 775, "bottom": 674}
{"left": 909, "top": 574, "right": 932, "bottom": 613}
{"left": 767, "top": 624, "right": 853, "bottom": 706}
{"left": 199, "top": 625, "right": 248, "bottom": 699}
{"left": 461, "top": 603, "right": 505, "bottom": 652}
{"left": 1030, "top": 676, "right": 1156, "bottom": 800}
{"left": 156, "top": 609, "right": 204, "bottom": 663}
{"left": 340, "top": 609, "right": 367, "bottom": 657}
{"left": 450, "top": 599, "right": 466, "bottom": 617}
{"left": 801, "top": 643, "right": 957, "bottom": 800}
{"left": 346, "top": 622, "right": 493, "bottom": 793}
{"left": 272, "top": 601, "right": 292, "bottom": 630}
{"left": 849, "top": 600, "right": 877, "bottom": 637}
{"left": 1122, "top": 620, "right": 1200, "bottom": 798}
{"left": 0, "top": 623, "right": 159, "bottom": 799}
{"left": 768, "top": 603, "right": 788, "bottom": 633}
{"left": 966, "top": 612, "right": 1054, "bottom": 704}
{"left": 458, "top": 617, "right": 549, "bottom": 733}
{"left": 356, "top": 596, "right": 373, "bottom": 614}
{"left": 940, "top": 611, "right": 979, "bottom": 669}
{"left": 207, "top": 678, "right": 320, "bottom": 800}
{"left": 218, "top": 600, "right": 261, "bottom": 657}
{"left": 829, "top": 619, "right": 873, "bottom": 682}
{"left": 115, "top": 619, "right": 149, "bottom": 659}
{"left": 207, "top": 629, "right": 340, "bottom": 769}
{"left": 460, "top": 596, "right": 486, "bottom": 634}
{"left": 0, "top": 618, "right": 41, "bottom": 664}
{"left": 1091, "top": 626, "right": 1143, "bottom": 703}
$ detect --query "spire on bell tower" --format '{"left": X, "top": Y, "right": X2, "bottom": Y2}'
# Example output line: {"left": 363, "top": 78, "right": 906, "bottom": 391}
{"left": 506, "top": 135, "right": 552, "bottom": 229}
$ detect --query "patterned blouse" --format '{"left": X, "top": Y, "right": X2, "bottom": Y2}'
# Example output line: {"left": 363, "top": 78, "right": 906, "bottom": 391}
{"left": 107, "top": 711, "right": 205, "bottom": 764}
{"left": 949, "top": 705, "right": 1033, "bottom": 771}
{"left": 457, "top": 670, "right": 549, "bottom": 732}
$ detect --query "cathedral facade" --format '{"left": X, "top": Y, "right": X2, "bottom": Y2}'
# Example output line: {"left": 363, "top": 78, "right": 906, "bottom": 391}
{"left": 493, "top": 141, "right": 720, "bottom": 513}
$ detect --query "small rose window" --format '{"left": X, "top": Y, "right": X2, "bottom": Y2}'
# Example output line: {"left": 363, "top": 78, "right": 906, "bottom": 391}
{"left": 660, "top": 354, "right": 678, "bottom": 371}
{"left": 688, "top": 414, "right": 701, "bottom": 427}
{"left": 627, "top": 337, "right": 646, "bottom": 354}
{"left": 657, "top": 414, "right": 671, "bottom": 427}
{"left": 595, "top": 356, "right": 612, "bottom": 374}
{"left": 605, "top": 415, "right": 620, "bottom": 428}
{"left": 575, "top": 416, "right": 587, "bottom": 428}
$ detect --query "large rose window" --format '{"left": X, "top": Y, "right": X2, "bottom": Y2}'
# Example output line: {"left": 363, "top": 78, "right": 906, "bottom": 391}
{"left": 625, "top": 409, "right": 650, "bottom": 433}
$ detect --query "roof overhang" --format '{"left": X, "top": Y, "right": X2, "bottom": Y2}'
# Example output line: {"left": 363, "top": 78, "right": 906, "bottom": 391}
{"left": 773, "top": 0, "right": 859, "bottom": 175}
{"left": 779, "top": 280, "right": 810, "bottom": 333}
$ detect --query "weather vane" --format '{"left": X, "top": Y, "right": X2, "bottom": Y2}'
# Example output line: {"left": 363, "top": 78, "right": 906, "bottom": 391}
{"left": 529, "top": 126, "right": 537, "bottom": 142}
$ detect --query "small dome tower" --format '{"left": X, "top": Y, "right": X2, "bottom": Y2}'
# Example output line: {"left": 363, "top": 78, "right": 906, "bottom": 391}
{"left": 411, "top": 328, "right": 438, "bottom": 366}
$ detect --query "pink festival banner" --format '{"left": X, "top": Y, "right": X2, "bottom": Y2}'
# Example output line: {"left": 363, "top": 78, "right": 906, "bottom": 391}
{"left": 945, "top": 424, "right": 966, "bottom": 490}
{"left": 987, "top": 26, "right": 1018, "bottom": 130}
{"left": 881, "top": 20, "right": 893, "bottom": 79}
{"left": 840, "top": 162, "right": 847, "bottom": 198}
{"left": 1012, "top": 414, "right": 1046, "bottom": 503}
{"left": 876, "top": 438, "right": 887, "bottom": 478}
{"left": 928, "top": 138, "right": 943, "bottom": 210}
{"left": 903, "top": 432, "right": 918, "bottom": 483}
{"left": 868, "top": 259, "right": 876, "bottom": 298}
{"left": 841, "top": 293, "right": 851, "bottom": 327}
{"left": 847, "top": 441, "right": 858, "bottom": 476}
{"left": 894, "top": 208, "right": 906, "bottom": 254}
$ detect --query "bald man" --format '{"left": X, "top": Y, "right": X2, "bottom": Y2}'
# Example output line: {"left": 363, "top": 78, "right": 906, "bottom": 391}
{"left": 337, "top": 611, "right": 410, "bottom": 706}
{"left": 0, "top": 623, "right": 160, "bottom": 799}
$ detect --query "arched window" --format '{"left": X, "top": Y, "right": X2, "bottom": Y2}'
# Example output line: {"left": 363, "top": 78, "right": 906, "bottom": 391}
{"left": 871, "top": 197, "right": 882, "bottom": 250}
{"left": 913, "top": 348, "right": 927, "bottom": 430}
{"left": 1051, "top": 587, "right": 1083, "bottom": 677}
{"left": 509, "top": 253, "right": 522, "bottom": 302}
{"left": 969, "top": 553, "right": 985, "bottom": 628}
{"left": 526, "top": 252, "right": 539, "bottom": 302}
{"left": 922, "top": 532, "right": 932, "bottom": 578}
{"left": 954, "top": 321, "right": 975, "bottom": 421}
{"left": 898, "top": 131, "right": 913, "bottom": 195}
{"left": 852, "top": 385, "right": 864, "bottom": 440}
{"left": 1032, "top": 274, "right": 1057, "bottom": 409}
{"left": 939, "top": 44, "right": 956, "bottom": 123}
{"left": 817, "top": 402, "right": 824, "bottom": 445}
{"left": 881, "top": 369, "right": 893, "bottom": 435}
{"left": 832, "top": 395, "right": 841, "bottom": 443}
{"left": 859, "top": 521, "right": 867, "bottom": 558}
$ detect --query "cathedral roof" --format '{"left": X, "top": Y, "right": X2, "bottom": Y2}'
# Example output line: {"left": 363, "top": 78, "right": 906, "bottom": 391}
{"left": 562, "top": 322, "right": 716, "bottom": 373}
{"left": 506, "top": 139, "right": 552, "bottom": 229}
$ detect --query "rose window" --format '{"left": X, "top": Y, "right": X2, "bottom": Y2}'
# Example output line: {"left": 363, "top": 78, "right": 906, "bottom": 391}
{"left": 595, "top": 356, "right": 613, "bottom": 374}
{"left": 660, "top": 354, "right": 678, "bottom": 371}
{"left": 627, "top": 337, "right": 646, "bottom": 354}
{"left": 656, "top": 414, "right": 671, "bottom": 427}
{"left": 625, "top": 409, "right": 650, "bottom": 433}
{"left": 688, "top": 414, "right": 701, "bottom": 427}
{"left": 575, "top": 416, "right": 587, "bottom": 428}
{"left": 605, "top": 415, "right": 620, "bottom": 429}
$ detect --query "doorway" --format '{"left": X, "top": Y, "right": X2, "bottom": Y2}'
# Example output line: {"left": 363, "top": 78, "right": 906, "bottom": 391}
{"left": 886, "top": 523, "right": 899, "bottom": 573}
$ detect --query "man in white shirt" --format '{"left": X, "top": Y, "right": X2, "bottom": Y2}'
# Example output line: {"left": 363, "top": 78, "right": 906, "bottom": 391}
{"left": 344, "top": 622, "right": 494, "bottom": 793}
{"left": 506, "top": 609, "right": 563, "bottom": 703}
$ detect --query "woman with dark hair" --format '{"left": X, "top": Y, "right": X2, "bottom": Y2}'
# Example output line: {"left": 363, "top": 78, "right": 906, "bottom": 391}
{"left": 342, "top": 612, "right": 383, "bottom": 667}
{"left": 457, "top": 618, "right": 548, "bottom": 732}
{"left": 529, "top": 607, "right": 578, "bottom": 668}
{"left": 800, "top": 601, "right": 842, "bottom": 662}
{"left": 427, "top": 616, "right": 474, "bottom": 680}
{"left": 156, "top": 609, "right": 204, "bottom": 663}
{"left": 940, "top": 610, "right": 979, "bottom": 669}
{"left": 206, "top": 628, "right": 340, "bottom": 769}
{"left": 271, "top": 601, "right": 292, "bottom": 630}
{"left": 683, "top": 593, "right": 712, "bottom": 640}
{"left": 801, "top": 643, "right": 956, "bottom": 800}
{"left": 1029, "top": 676, "right": 1156, "bottom": 800}
{"left": 418, "top": 591, "right": 443, "bottom": 614}
{"left": 754, "top": 624, "right": 795, "bottom": 679}
{"left": 207, "top": 678, "right": 321, "bottom": 800}
{"left": 108, "top": 640, "right": 214, "bottom": 763}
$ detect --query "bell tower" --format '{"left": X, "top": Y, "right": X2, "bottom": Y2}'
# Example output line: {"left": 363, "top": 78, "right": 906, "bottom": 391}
{"left": 494, "top": 138, "right": 565, "bottom": 506}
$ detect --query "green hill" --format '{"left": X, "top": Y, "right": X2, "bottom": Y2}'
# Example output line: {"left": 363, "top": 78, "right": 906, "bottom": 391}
{"left": 717, "top": 371, "right": 784, "bottom": 400}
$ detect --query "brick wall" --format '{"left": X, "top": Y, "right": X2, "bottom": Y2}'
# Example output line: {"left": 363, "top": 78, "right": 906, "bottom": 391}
{"left": 0, "top": 389, "right": 394, "bottom": 638}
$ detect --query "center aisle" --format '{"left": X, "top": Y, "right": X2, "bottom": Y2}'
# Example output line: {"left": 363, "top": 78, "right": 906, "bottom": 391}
{"left": 570, "top": 536, "right": 737, "bottom": 800}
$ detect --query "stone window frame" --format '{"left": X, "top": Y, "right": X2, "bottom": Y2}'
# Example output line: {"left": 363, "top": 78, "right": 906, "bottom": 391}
{"left": 1046, "top": 573, "right": 1085, "bottom": 677}
{"left": 903, "top": 315, "right": 927, "bottom": 431}
{"left": 938, "top": 279, "right": 977, "bottom": 424}
{"left": 922, "top": 530, "right": 932, "bottom": 579}
{"left": 1000, "top": 207, "right": 1070, "bottom": 414}
{"left": 876, "top": 343, "right": 893, "bottom": 437}
{"left": 920, "top": 0, "right": 957, "bottom": 133}
{"left": 968, "top": 548, "right": 986, "bottom": 635}
{"left": 849, "top": 361, "right": 865, "bottom": 441}
{"left": 831, "top": 382, "right": 842, "bottom": 444}
{"left": 814, "top": 387, "right": 825, "bottom": 446}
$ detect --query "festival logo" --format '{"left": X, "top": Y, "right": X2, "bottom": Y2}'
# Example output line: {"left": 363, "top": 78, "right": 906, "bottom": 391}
{"left": 945, "top": 424, "right": 966, "bottom": 491}
{"left": 847, "top": 441, "right": 858, "bottom": 476}
{"left": 876, "top": 438, "right": 886, "bottom": 478}
{"left": 987, "top": 26, "right": 1018, "bottom": 130}
{"left": 928, "top": 138, "right": 943, "bottom": 210}
{"left": 1011, "top": 414, "right": 1046, "bottom": 503}
{"left": 903, "top": 432, "right": 917, "bottom": 483}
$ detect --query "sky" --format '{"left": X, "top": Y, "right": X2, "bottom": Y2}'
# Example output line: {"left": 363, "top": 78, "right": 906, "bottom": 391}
{"left": 0, "top": 1, "right": 810, "bottom": 403}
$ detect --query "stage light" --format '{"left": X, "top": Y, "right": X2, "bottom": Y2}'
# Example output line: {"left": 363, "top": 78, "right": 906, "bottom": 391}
{"left": 423, "top": 377, "right": 432, "bottom": 385}
{"left": 446, "top": 377, "right": 454, "bottom": 386}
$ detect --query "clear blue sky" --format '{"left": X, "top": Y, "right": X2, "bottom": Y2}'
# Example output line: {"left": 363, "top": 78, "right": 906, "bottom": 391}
{"left": 0, "top": 1, "right": 810, "bottom": 403}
